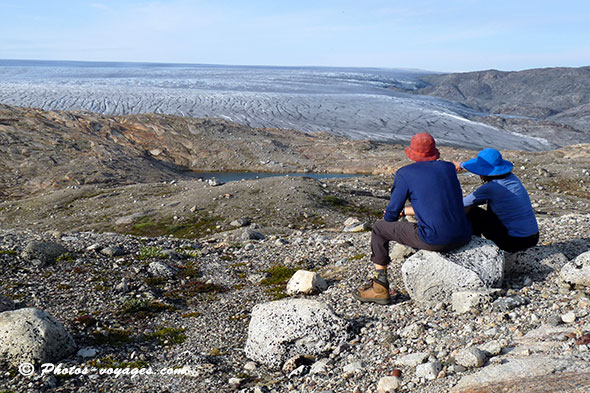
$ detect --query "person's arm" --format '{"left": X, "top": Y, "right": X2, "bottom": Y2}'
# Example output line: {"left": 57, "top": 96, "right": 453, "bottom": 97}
{"left": 384, "top": 172, "right": 409, "bottom": 222}
{"left": 453, "top": 161, "right": 464, "bottom": 173}
{"left": 463, "top": 183, "right": 492, "bottom": 207}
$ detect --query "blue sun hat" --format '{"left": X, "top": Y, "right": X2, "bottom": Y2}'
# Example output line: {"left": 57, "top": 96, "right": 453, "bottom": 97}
{"left": 461, "top": 148, "right": 513, "bottom": 176}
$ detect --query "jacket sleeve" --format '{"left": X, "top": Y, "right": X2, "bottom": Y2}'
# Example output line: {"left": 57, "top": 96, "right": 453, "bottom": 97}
{"left": 384, "top": 172, "right": 409, "bottom": 222}
{"left": 463, "top": 183, "right": 492, "bottom": 206}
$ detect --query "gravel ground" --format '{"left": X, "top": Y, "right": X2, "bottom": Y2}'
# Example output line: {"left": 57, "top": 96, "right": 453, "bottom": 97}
{"left": 1, "top": 212, "right": 589, "bottom": 393}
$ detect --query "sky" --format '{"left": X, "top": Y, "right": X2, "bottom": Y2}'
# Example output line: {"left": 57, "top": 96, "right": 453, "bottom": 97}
{"left": 1, "top": 0, "right": 590, "bottom": 72}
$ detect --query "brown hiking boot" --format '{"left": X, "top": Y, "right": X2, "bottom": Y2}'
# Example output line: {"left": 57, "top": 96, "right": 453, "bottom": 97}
{"left": 352, "top": 279, "right": 392, "bottom": 305}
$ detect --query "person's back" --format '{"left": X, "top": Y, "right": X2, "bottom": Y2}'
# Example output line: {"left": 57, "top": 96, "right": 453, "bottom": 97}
{"left": 388, "top": 160, "right": 471, "bottom": 245}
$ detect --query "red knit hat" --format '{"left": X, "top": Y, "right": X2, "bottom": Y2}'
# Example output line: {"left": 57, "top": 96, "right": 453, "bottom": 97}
{"left": 405, "top": 132, "right": 440, "bottom": 162}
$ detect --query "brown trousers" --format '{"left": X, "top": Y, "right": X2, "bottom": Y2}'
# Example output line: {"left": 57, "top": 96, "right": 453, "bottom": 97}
{"left": 370, "top": 219, "right": 469, "bottom": 266}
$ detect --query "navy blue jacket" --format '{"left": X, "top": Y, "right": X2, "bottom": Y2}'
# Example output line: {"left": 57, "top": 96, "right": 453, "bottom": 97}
{"left": 384, "top": 160, "right": 472, "bottom": 245}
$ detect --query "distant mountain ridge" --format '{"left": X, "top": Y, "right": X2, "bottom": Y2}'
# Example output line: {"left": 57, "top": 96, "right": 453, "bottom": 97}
{"left": 409, "top": 66, "right": 590, "bottom": 133}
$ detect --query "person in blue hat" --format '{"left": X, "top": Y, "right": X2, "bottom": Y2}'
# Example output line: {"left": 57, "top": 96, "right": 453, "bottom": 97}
{"left": 456, "top": 148, "right": 539, "bottom": 252}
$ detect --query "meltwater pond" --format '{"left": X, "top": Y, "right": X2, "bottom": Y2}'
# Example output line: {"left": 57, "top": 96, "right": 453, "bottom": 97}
{"left": 194, "top": 172, "right": 363, "bottom": 183}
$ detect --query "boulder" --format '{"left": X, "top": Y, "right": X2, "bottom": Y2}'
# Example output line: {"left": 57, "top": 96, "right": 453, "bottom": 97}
{"left": 286, "top": 270, "right": 328, "bottom": 295}
{"left": 401, "top": 237, "right": 504, "bottom": 304}
{"left": 20, "top": 241, "right": 68, "bottom": 266}
{"left": 244, "top": 299, "right": 349, "bottom": 369}
{"left": 0, "top": 308, "right": 75, "bottom": 367}
{"left": 505, "top": 246, "right": 568, "bottom": 278}
{"left": 451, "top": 357, "right": 590, "bottom": 392}
{"left": 241, "top": 229, "right": 265, "bottom": 241}
{"left": 560, "top": 251, "right": 590, "bottom": 288}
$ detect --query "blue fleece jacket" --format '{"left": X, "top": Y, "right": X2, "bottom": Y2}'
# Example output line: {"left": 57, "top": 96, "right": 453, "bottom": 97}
{"left": 463, "top": 173, "right": 538, "bottom": 237}
{"left": 384, "top": 160, "right": 472, "bottom": 245}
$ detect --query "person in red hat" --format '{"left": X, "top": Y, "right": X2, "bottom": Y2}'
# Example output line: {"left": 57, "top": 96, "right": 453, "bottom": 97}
{"left": 353, "top": 132, "right": 472, "bottom": 305}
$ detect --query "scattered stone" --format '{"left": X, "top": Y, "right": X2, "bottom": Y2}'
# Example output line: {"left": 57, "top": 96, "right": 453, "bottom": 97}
{"left": 451, "top": 290, "right": 496, "bottom": 314}
{"left": 0, "top": 308, "right": 75, "bottom": 367}
{"left": 244, "top": 361, "right": 257, "bottom": 372}
{"left": 491, "top": 295, "right": 529, "bottom": 312}
{"left": 390, "top": 243, "right": 415, "bottom": 261}
{"left": 415, "top": 361, "right": 441, "bottom": 380}
{"left": 343, "top": 217, "right": 361, "bottom": 227}
{"left": 77, "top": 348, "right": 98, "bottom": 358}
{"left": 286, "top": 270, "right": 328, "bottom": 295}
{"left": 244, "top": 299, "right": 349, "bottom": 368}
{"left": 479, "top": 340, "right": 503, "bottom": 357}
{"left": 241, "top": 229, "right": 265, "bottom": 241}
{"left": 561, "top": 311, "right": 576, "bottom": 324}
{"left": 207, "top": 178, "right": 224, "bottom": 186}
{"left": 148, "top": 261, "right": 178, "bottom": 278}
{"left": 455, "top": 347, "right": 487, "bottom": 368}
{"left": 230, "top": 218, "right": 251, "bottom": 227}
{"left": 343, "top": 222, "right": 370, "bottom": 232}
{"left": 100, "top": 245, "right": 125, "bottom": 257}
{"left": 547, "top": 315, "right": 563, "bottom": 327}
{"left": 309, "top": 358, "right": 330, "bottom": 375}
{"left": 343, "top": 361, "right": 363, "bottom": 374}
{"left": 377, "top": 375, "right": 401, "bottom": 392}
{"left": 228, "top": 377, "right": 243, "bottom": 389}
{"left": 400, "top": 323, "right": 424, "bottom": 339}
{"left": 395, "top": 352, "right": 429, "bottom": 367}
{"left": 560, "top": 251, "right": 590, "bottom": 287}
{"left": 402, "top": 237, "right": 504, "bottom": 304}
{"left": 21, "top": 241, "right": 68, "bottom": 265}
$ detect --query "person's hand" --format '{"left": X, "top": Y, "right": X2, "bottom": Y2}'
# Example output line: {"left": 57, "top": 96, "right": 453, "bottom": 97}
{"left": 453, "top": 161, "right": 463, "bottom": 172}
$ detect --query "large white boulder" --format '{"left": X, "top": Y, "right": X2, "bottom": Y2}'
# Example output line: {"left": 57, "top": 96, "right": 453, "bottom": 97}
{"left": 286, "top": 270, "right": 328, "bottom": 295}
{"left": 0, "top": 308, "right": 76, "bottom": 368}
{"left": 244, "top": 299, "right": 349, "bottom": 369}
{"left": 505, "top": 245, "right": 568, "bottom": 278}
{"left": 560, "top": 251, "right": 590, "bottom": 287}
{"left": 402, "top": 237, "right": 504, "bottom": 304}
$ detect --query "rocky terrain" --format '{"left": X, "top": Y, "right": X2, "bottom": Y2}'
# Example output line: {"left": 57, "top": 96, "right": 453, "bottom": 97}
{"left": 0, "top": 104, "right": 589, "bottom": 392}
{"left": 402, "top": 67, "right": 590, "bottom": 146}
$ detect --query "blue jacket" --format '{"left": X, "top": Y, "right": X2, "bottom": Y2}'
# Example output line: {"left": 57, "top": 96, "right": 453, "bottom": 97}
{"left": 463, "top": 173, "right": 538, "bottom": 237}
{"left": 385, "top": 160, "right": 472, "bottom": 245}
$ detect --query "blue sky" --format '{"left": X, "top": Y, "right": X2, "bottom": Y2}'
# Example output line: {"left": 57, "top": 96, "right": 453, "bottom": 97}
{"left": 1, "top": 0, "right": 589, "bottom": 72}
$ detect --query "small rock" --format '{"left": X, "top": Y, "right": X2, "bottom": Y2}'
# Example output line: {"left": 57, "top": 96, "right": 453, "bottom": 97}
{"left": 231, "top": 218, "right": 251, "bottom": 227}
{"left": 228, "top": 377, "right": 243, "bottom": 389}
{"left": 241, "top": 229, "right": 265, "bottom": 241}
{"left": 395, "top": 352, "right": 429, "bottom": 367}
{"left": 492, "top": 295, "right": 528, "bottom": 312}
{"left": 547, "top": 315, "right": 563, "bottom": 327}
{"left": 479, "top": 340, "right": 503, "bottom": 357}
{"left": 400, "top": 323, "right": 424, "bottom": 339}
{"left": 100, "top": 245, "right": 125, "bottom": 257}
{"left": 244, "top": 361, "right": 257, "bottom": 372}
{"left": 343, "top": 361, "right": 363, "bottom": 374}
{"left": 77, "top": 347, "right": 98, "bottom": 358}
{"left": 288, "top": 365, "right": 308, "bottom": 378}
{"left": 21, "top": 241, "right": 68, "bottom": 265}
{"left": 286, "top": 270, "right": 328, "bottom": 295}
{"left": 148, "top": 261, "right": 178, "bottom": 278}
{"left": 377, "top": 375, "right": 401, "bottom": 392}
{"left": 310, "top": 358, "right": 330, "bottom": 375}
{"left": 415, "top": 361, "right": 441, "bottom": 380}
{"left": 452, "top": 290, "right": 494, "bottom": 314}
{"left": 455, "top": 347, "right": 487, "bottom": 368}
{"left": 561, "top": 311, "right": 576, "bottom": 324}
{"left": 390, "top": 243, "right": 416, "bottom": 261}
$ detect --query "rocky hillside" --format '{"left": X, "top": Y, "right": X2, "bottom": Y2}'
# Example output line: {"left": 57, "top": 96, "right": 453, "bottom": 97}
{"left": 0, "top": 104, "right": 405, "bottom": 199}
{"left": 402, "top": 67, "right": 590, "bottom": 145}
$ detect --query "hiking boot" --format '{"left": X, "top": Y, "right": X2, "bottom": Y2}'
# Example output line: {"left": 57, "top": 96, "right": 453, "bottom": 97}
{"left": 352, "top": 279, "right": 392, "bottom": 305}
